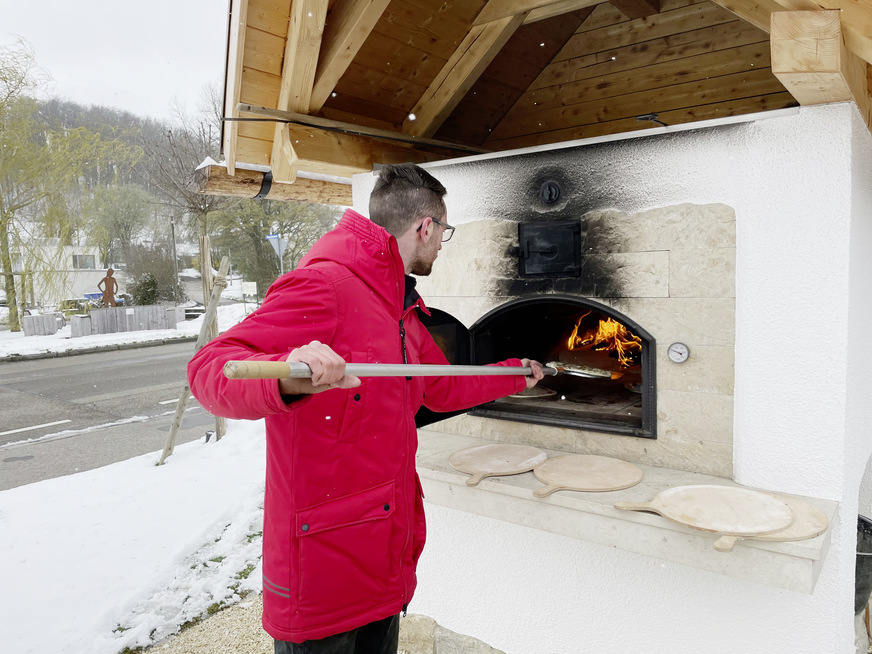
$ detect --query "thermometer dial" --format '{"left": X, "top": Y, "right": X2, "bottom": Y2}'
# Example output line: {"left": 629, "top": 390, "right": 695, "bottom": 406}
{"left": 667, "top": 342, "right": 689, "bottom": 363}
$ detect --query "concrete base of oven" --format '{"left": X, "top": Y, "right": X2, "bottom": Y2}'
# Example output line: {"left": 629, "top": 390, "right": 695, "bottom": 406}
{"left": 416, "top": 430, "right": 838, "bottom": 594}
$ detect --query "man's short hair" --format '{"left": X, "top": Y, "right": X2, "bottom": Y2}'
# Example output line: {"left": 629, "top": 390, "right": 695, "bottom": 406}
{"left": 369, "top": 163, "right": 447, "bottom": 236}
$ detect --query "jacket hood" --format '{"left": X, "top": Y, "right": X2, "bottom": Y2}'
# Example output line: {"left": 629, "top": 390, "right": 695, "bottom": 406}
{"left": 298, "top": 209, "right": 405, "bottom": 310}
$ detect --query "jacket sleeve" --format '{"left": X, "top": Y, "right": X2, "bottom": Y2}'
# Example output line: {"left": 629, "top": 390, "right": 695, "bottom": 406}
{"left": 187, "top": 269, "right": 338, "bottom": 420}
{"left": 416, "top": 322, "right": 526, "bottom": 413}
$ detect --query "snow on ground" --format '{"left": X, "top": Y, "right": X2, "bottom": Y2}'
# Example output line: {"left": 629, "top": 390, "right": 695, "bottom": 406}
{"left": 1, "top": 300, "right": 271, "bottom": 653}
{"left": 0, "top": 271, "right": 259, "bottom": 355}
{"left": 0, "top": 303, "right": 251, "bottom": 359}
{"left": 0, "top": 421, "right": 268, "bottom": 654}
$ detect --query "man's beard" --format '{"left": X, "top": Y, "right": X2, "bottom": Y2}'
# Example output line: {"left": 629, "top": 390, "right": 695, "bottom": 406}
{"left": 408, "top": 255, "right": 434, "bottom": 276}
{"left": 408, "top": 241, "right": 439, "bottom": 276}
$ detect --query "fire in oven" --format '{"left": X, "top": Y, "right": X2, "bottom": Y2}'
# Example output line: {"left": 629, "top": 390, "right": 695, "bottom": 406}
{"left": 418, "top": 295, "right": 656, "bottom": 439}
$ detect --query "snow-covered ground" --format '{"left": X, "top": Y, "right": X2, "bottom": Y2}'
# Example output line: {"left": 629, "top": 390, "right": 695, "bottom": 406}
{"left": 1, "top": 302, "right": 271, "bottom": 653}
{"left": 0, "top": 272, "right": 260, "bottom": 352}
{"left": 0, "top": 303, "right": 251, "bottom": 360}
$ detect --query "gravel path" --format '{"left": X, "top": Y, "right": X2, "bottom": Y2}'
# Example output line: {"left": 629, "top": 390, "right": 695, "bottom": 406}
{"left": 145, "top": 594, "right": 271, "bottom": 654}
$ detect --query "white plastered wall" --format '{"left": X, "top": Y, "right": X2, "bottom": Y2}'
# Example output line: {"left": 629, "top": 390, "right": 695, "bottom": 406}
{"left": 352, "top": 103, "right": 872, "bottom": 653}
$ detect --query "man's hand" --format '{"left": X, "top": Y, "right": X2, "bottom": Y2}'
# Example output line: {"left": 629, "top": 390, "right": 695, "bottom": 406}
{"left": 520, "top": 358, "right": 544, "bottom": 389}
{"left": 278, "top": 341, "right": 361, "bottom": 396}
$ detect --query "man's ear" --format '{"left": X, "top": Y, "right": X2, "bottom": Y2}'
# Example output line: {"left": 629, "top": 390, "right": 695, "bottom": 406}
{"left": 418, "top": 217, "right": 433, "bottom": 242}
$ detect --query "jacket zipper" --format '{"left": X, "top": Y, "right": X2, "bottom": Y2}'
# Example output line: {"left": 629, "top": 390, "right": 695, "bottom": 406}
{"left": 399, "top": 319, "right": 412, "bottom": 379}
{"left": 399, "top": 313, "right": 412, "bottom": 610}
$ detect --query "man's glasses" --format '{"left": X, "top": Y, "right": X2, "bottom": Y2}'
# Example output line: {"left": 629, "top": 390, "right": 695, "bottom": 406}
{"left": 416, "top": 217, "right": 455, "bottom": 242}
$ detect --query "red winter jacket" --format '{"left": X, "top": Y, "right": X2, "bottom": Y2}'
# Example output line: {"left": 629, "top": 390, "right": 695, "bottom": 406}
{"left": 187, "top": 209, "right": 525, "bottom": 642}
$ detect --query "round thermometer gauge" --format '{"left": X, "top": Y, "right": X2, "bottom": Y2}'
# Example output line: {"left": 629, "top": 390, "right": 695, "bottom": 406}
{"left": 667, "top": 342, "right": 690, "bottom": 363}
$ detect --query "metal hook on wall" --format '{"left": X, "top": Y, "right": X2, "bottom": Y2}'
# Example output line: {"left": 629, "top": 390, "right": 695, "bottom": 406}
{"left": 636, "top": 113, "right": 668, "bottom": 127}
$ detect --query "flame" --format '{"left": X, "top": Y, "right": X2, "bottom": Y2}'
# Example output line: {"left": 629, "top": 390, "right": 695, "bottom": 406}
{"left": 567, "top": 311, "right": 642, "bottom": 368}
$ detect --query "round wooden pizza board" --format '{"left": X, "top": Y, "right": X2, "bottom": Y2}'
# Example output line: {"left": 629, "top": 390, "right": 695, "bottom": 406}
{"left": 741, "top": 494, "right": 828, "bottom": 543}
{"left": 532, "top": 454, "right": 644, "bottom": 497}
{"left": 449, "top": 444, "right": 547, "bottom": 486}
{"left": 614, "top": 485, "right": 795, "bottom": 552}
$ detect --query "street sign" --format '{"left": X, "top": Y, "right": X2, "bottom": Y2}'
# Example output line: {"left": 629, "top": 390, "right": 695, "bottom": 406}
{"left": 265, "top": 234, "right": 288, "bottom": 275}
{"left": 265, "top": 233, "right": 287, "bottom": 256}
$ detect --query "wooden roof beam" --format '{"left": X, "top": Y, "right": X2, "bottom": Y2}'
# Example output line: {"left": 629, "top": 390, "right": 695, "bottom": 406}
{"left": 798, "top": 0, "right": 872, "bottom": 65}
{"left": 474, "top": 0, "right": 600, "bottom": 25}
{"left": 270, "top": 0, "right": 329, "bottom": 183}
{"left": 708, "top": 0, "right": 785, "bottom": 33}
{"left": 279, "top": 123, "right": 450, "bottom": 178}
{"left": 610, "top": 0, "right": 661, "bottom": 20}
{"left": 771, "top": 10, "right": 871, "bottom": 131}
{"left": 223, "top": 0, "right": 249, "bottom": 177}
{"left": 404, "top": 13, "right": 528, "bottom": 139}
{"left": 743, "top": 0, "right": 872, "bottom": 67}
{"left": 525, "top": 0, "right": 603, "bottom": 24}
{"left": 189, "top": 164, "right": 353, "bottom": 206}
{"left": 308, "top": 0, "right": 392, "bottom": 113}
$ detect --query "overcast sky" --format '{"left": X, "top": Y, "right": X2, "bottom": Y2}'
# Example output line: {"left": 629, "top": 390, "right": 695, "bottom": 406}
{"left": 1, "top": 0, "right": 229, "bottom": 122}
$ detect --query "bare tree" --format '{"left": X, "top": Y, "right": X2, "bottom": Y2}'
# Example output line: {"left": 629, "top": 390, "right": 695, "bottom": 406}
{"left": 137, "top": 99, "right": 233, "bottom": 305}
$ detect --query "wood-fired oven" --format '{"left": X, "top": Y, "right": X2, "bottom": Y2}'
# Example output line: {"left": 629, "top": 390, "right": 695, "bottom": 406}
{"left": 418, "top": 296, "right": 655, "bottom": 438}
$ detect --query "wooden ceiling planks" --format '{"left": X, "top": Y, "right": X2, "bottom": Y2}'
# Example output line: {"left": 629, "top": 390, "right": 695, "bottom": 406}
{"left": 318, "top": 0, "right": 491, "bottom": 127}
{"left": 370, "top": 0, "right": 487, "bottom": 59}
{"left": 434, "top": 6, "right": 595, "bottom": 144}
{"left": 308, "top": 0, "right": 795, "bottom": 154}
{"left": 221, "top": 0, "right": 824, "bottom": 198}
{"left": 486, "top": 91, "right": 796, "bottom": 148}
{"left": 480, "top": 0, "right": 795, "bottom": 149}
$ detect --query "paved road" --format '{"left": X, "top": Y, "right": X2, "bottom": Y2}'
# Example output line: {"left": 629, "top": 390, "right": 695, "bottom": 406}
{"left": 0, "top": 342, "right": 223, "bottom": 491}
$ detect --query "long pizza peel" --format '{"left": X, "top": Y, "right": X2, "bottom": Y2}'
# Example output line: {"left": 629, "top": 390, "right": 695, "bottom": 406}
{"left": 223, "top": 360, "right": 615, "bottom": 380}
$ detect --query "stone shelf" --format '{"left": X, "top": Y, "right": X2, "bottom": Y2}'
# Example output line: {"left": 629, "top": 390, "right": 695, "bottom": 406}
{"left": 416, "top": 430, "right": 838, "bottom": 594}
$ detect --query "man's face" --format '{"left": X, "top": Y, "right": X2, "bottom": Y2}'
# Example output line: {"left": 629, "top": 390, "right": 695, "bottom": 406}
{"left": 409, "top": 217, "right": 447, "bottom": 276}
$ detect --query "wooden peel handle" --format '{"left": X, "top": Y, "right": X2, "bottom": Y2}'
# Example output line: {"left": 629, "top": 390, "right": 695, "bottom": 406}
{"left": 224, "top": 360, "right": 304, "bottom": 379}
{"left": 223, "top": 361, "right": 552, "bottom": 380}
{"left": 613, "top": 501, "right": 658, "bottom": 512}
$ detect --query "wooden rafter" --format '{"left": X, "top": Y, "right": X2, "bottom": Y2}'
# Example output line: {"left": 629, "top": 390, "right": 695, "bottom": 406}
{"left": 811, "top": 1, "right": 872, "bottom": 65}
{"left": 771, "top": 10, "right": 871, "bottom": 129}
{"left": 610, "top": 0, "right": 661, "bottom": 20}
{"left": 718, "top": 0, "right": 872, "bottom": 67}
{"left": 771, "top": 0, "right": 872, "bottom": 66}
{"left": 524, "top": 0, "right": 603, "bottom": 23}
{"left": 190, "top": 165, "right": 353, "bottom": 206}
{"left": 404, "top": 13, "right": 529, "bottom": 139}
{"left": 280, "top": 122, "right": 454, "bottom": 177}
{"left": 269, "top": 0, "right": 329, "bottom": 182}
{"left": 223, "top": 0, "right": 249, "bottom": 177}
{"left": 475, "top": 0, "right": 598, "bottom": 26}
{"left": 240, "top": 103, "right": 488, "bottom": 153}
{"left": 309, "top": 0, "right": 392, "bottom": 113}
{"left": 708, "top": 0, "right": 784, "bottom": 33}
{"left": 277, "top": 0, "right": 329, "bottom": 114}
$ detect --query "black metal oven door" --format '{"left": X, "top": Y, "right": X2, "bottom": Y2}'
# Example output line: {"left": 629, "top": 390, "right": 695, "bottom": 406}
{"left": 414, "top": 307, "right": 474, "bottom": 428}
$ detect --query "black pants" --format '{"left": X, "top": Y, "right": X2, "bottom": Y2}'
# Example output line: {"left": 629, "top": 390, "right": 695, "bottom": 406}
{"left": 274, "top": 614, "right": 399, "bottom": 654}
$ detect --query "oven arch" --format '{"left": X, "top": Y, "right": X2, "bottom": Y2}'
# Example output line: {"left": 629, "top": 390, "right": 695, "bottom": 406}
{"left": 417, "top": 295, "right": 656, "bottom": 439}
{"left": 469, "top": 295, "right": 656, "bottom": 439}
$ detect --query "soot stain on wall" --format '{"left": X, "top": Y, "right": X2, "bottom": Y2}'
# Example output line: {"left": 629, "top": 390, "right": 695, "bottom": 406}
{"left": 441, "top": 126, "right": 742, "bottom": 303}
{"left": 475, "top": 160, "right": 624, "bottom": 299}
{"left": 442, "top": 124, "right": 747, "bottom": 222}
{"left": 490, "top": 209, "right": 622, "bottom": 299}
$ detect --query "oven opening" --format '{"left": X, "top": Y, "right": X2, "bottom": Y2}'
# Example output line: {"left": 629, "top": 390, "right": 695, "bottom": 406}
{"left": 469, "top": 296, "right": 656, "bottom": 438}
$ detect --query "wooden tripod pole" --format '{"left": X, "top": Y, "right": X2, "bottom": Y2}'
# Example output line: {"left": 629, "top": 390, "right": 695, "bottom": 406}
{"left": 158, "top": 256, "right": 231, "bottom": 465}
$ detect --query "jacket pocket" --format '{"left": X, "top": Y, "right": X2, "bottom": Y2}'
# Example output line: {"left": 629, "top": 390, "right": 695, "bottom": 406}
{"left": 296, "top": 481, "right": 395, "bottom": 615}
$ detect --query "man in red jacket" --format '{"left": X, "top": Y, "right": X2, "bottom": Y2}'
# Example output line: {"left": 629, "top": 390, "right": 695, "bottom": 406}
{"left": 188, "top": 163, "right": 543, "bottom": 654}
